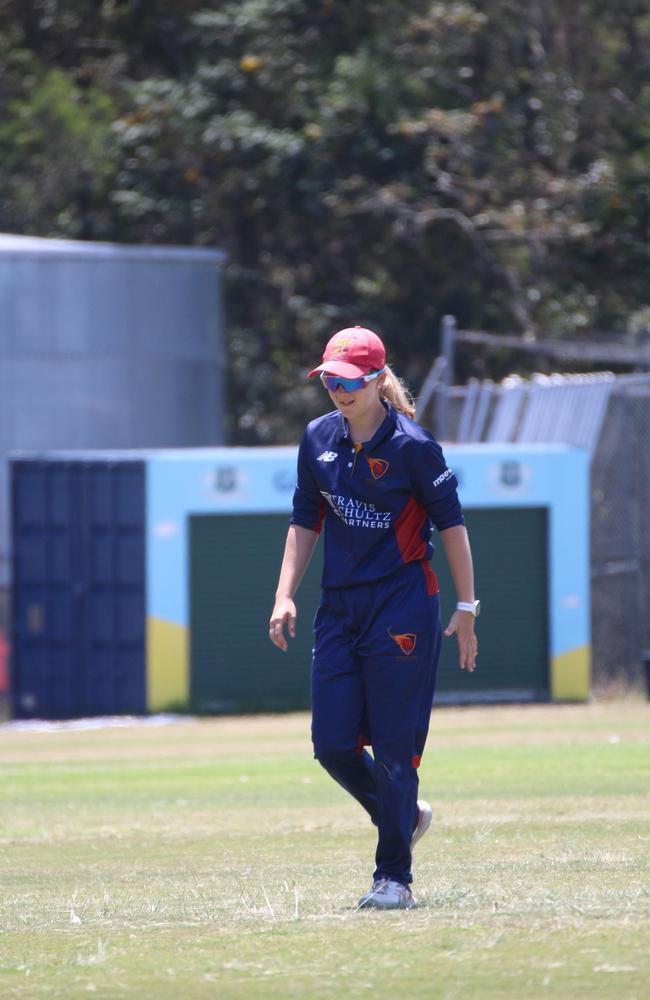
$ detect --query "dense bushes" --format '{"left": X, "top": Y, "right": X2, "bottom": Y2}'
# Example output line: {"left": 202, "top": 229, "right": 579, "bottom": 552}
{"left": 2, "top": 1, "right": 649, "bottom": 441}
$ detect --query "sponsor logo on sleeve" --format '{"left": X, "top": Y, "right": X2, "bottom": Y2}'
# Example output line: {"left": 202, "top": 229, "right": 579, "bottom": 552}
{"left": 432, "top": 468, "right": 453, "bottom": 488}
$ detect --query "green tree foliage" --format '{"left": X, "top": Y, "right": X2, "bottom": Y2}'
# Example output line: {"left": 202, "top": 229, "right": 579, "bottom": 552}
{"left": 1, "top": 0, "right": 650, "bottom": 440}
{"left": 0, "top": 68, "right": 116, "bottom": 236}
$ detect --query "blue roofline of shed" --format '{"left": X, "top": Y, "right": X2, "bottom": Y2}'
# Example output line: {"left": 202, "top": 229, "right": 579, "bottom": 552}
{"left": 7, "top": 442, "right": 581, "bottom": 464}
{"left": 0, "top": 233, "right": 226, "bottom": 266}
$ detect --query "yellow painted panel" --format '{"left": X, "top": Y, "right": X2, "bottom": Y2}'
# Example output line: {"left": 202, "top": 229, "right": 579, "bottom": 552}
{"left": 146, "top": 617, "right": 189, "bottom": 711}
{"left": 550, "top": 644, "right": 591, "bottom": 701}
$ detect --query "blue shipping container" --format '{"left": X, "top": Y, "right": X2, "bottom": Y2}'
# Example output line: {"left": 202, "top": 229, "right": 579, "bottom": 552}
{"left": 11, "top": 459, "right": 146, "bottom": 719}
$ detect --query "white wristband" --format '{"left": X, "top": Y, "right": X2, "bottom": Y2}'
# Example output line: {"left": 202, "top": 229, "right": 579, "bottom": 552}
{"left": 456, "top": 600, "right": 481, "bottom": 617}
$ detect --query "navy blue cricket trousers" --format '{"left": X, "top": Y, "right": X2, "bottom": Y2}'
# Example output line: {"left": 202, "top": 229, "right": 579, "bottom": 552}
{"left": 311, "top": 561, "right": 441, "bottom": 886}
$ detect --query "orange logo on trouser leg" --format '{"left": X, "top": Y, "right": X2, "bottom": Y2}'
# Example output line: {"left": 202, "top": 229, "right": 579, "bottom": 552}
{"left": 367, "top": 457, "right": 389, "bottom": 480}
{"left": 387, "top": 629, "right": 417, "bottom": 655}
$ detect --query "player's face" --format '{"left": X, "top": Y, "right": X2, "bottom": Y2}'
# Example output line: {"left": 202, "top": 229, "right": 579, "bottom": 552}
{"left": 327, "top": 375, "right": 385, "bottom": 422}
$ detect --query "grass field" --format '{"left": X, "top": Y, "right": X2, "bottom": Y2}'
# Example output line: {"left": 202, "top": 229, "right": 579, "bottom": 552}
{"left": 0, "top": 700, "right": 648, "bottom": 999}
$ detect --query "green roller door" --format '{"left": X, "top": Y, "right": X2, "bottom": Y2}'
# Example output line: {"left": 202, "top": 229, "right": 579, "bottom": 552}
{"left": 190, "top": 514, "right": 321, "bottom": 712}
{"left": 434, "top": 507, "right": 548, "bottom": 701}
{"left": 189, "top": 507, "right": 548, "bottom": 712}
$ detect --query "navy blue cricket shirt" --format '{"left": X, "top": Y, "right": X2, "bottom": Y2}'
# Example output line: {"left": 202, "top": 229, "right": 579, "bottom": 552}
{"left": 291, "top": 402, "right": 464, "bottom": 589}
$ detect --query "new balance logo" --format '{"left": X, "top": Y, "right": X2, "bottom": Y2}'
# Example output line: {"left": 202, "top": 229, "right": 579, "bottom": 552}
{"left": 317, "top": 451, "right": 338, "bottom": 462}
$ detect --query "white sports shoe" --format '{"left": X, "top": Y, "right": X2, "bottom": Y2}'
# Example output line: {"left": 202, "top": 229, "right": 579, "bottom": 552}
{"left": 358, "top": 878, "right": 416, "bottom": 910}
{"left": 411, "top": 799, "right": 432, "bottom": 849}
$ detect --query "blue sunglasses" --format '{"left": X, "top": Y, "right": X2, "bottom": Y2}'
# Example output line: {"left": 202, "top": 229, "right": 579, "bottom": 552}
{"left": 320, "top": 368, "right": 385, "bottom": 392}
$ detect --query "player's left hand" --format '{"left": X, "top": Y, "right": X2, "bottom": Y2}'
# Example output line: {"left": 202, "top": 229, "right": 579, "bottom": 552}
{"left": 444, "top": 611, "right": 478, "bottom": 672}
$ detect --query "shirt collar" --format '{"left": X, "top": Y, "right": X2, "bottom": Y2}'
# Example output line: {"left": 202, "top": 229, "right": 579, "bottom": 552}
{"left": 335, "top": 401, "right": 398, "bottom": 447}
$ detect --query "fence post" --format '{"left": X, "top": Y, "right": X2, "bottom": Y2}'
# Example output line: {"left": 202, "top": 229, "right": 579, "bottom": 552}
{"left": 642, "top": 651, "right": 650, "bottom": 700}
{"left": 435, "top": 315, "right": 457, "bottom": 440}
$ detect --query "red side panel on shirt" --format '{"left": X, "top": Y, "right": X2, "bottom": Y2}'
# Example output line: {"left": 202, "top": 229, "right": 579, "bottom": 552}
{"left": 314, "top": 498, "right": 327, "bottom": 535}
{"left": 394, "top": 495, "right": 428, "bottom": 564}
{"left": 421, "top": 561, "right": 439, "bottom": 596}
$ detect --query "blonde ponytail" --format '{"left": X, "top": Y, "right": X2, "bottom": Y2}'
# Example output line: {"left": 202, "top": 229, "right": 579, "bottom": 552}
{"left": 379, "top": 364, "right": 416, "bottom": 420}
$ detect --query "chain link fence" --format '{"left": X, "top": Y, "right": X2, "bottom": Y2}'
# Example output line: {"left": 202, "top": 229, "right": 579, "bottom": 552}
{"left": 423, "top": 374, "right": 650, "bottom": 690}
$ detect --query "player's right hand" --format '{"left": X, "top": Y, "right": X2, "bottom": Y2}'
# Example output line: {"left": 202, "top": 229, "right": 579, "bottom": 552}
{"left": 269, "top": 597, "right": 297, "bottom": 652}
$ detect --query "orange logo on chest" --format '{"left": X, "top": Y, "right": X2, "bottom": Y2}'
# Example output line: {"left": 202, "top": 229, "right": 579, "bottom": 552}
{"left": 367, "top": 456, "right": 389, "bottom": 480}
{"left": 388, "top": 629, "right": 417, "bottom": 655}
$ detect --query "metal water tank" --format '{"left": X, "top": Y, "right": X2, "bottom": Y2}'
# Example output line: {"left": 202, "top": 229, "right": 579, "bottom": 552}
{"left": 0, "top": 233, "right": 227, "bottom": 589}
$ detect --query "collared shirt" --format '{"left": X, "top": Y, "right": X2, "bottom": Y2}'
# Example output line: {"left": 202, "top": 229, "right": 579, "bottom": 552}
{"left": 291, "top": 402, "right": 464, "bottom": 588}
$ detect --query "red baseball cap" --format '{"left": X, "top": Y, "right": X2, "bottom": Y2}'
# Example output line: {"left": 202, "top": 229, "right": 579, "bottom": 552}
{"left": 308, "top": 326, "right": 386, "bottom": 379}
